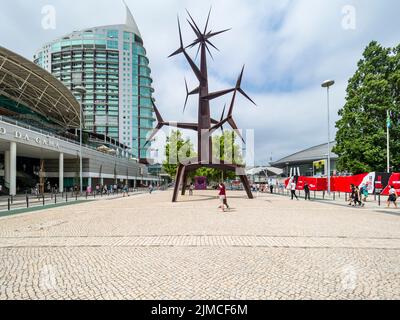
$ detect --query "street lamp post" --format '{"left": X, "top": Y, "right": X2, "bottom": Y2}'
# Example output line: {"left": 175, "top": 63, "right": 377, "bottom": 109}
{"left": 386, "top": 110, "right": 391, "bottom": 173}
{"left": 321, "top": 80, "right": 335, "bottom": 195}
{"left": 73, "top": 86, "right": 86, "bottom": 195}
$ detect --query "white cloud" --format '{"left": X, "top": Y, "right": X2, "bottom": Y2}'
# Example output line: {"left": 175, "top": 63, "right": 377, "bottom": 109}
{"left": 1, "top": 0, "right": 399, "bottom": 165}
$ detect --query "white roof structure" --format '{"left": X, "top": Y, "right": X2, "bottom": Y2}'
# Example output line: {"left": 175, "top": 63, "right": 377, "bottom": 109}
{"left": 123, "top": 1, "right": 141, "bottom": 37}
{"left": 246, "top": 167, "right": 283, "bottom": 177}
{"left": 271, "top": 142, "right": 338, "bottom": 167}
{"left": 0, "top": 46, "right": 80, "bottom": 128}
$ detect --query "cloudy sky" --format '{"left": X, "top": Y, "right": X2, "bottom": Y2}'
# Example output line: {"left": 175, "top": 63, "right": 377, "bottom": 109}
{"left": 1, "top": 0, "right": 399, "bottom": 164}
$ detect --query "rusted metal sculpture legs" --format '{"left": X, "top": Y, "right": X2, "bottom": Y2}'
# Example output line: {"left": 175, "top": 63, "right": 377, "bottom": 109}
{"left": 172, "top": 163, "right": 253, "bottom": 202}
{"left": 239, "top": 174, "right": 253, "bottom": 200}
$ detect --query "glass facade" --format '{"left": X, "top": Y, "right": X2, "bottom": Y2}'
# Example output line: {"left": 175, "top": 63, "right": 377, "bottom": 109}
{"left": 34, "top": 24, "right": 155, "bottom": 161}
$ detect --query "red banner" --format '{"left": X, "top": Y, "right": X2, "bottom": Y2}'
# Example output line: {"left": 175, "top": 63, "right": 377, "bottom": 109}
{"left": 284, "top": 173, "right": 399, "bottom": 195}
{"left": 381, "top": 173, "right": 400, "bottom": 195}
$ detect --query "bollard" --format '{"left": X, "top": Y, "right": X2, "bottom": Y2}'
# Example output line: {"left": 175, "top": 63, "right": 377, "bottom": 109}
{"left": 314, "top": 191, "right": 316, "bottom": 199}
{"left": 42, "top": 194, "right": 45, "bottom": 206}
{"left": 378, "top": 193, "right": 381, "bottom": 207}
{"left": 26, "top": 195, "right": 29, "bottom": 208}
{"left": 8, "top": 197, "right": 10, "bottom": 211}
{"left": 55, "top": 194, "right": 57, "bottom": 204}
{"left": 66, "top": 192, "right": 68, "bottom": 203}
{"left": 333, "top": 192, "right": 336, "bottom": 201}
{"left": 323, "top": 191, "right": 325, "bottom": 200}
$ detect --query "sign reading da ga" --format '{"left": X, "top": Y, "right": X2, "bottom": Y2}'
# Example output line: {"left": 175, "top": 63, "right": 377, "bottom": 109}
{"left": 0, "top": 126, "right": 60, "bottom": 150}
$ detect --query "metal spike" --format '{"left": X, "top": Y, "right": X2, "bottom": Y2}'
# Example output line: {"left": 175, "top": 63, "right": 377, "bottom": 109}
{"left": 206, "top": 39, "right": 219, "bottom": 52}
{"left": 202, "top": 88, "right": 235, "bottom": 101}
{"left": 236, "top": 65, "right": 245, "bottom": 88}
{"left": 205, "top": 43, "right": 214, "bottom": 60}
{"left": 227, "top": 118, "right": 245, "bottom": 143}
{"left": 238, "top": 88, "right": 257, "bottom": 106}
{"left": 220, "top": 104, "right": 226, "bottom": 133}
{"left": 187, "top": 19, "right": 201, "bottom": 38}
{"left": 184, "top": 78, "right": 189, "bottom": 113}
{"left": 228, "top": 90, "right": 237, "bottom": 117}
{"left": 207, "top": 28, "right": 231, "bottom": 39}
{"left": 144, "top": 123, "right": 163, "bottom": 147}
{"left": 204, "top": 7, "right": 212, "bottom": 34}
{"left": 186, "top": 9, "right": 202, "bottom": 36}
{"left": 186, "top": 39, "right": 201, "bottom": 49}
{"left": 168, "top": 17, "right": 185, "bottom": 58}
{"left": 152, "top": 100, "right": 164, "bottom": 123}
{"left": 195, "top": 44, "right": 201, "bottom": 61}
{"left": 178, "top": 16, "right": 184, "bottom": 47}
{"left": 221, "top": 104, "right": 226, "bottom": 122}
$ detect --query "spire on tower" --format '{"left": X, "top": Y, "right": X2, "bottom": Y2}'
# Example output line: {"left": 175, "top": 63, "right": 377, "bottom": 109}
{"left": 123, "top": 0, "right": 142, "bottom": 37}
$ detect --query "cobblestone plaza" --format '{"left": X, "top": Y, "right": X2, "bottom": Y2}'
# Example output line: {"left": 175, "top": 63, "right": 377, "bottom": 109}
{"left": 0, "top": 191, "right": 399, "bottom": 300}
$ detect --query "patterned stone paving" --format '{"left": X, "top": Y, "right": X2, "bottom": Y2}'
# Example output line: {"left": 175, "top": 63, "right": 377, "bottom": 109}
{"left": 0, "top": 191, "right": 399, "bottom": 300}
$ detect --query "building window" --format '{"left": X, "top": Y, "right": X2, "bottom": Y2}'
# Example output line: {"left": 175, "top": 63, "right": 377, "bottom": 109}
{"left": 107, "top": 30, "right": 119, "bottom": 38}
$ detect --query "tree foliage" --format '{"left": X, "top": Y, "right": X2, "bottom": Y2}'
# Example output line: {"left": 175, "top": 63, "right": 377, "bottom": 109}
{"left": 162, "top": 130, "right": 244, "bottom": 182}
{"left": 163, "top": 130, "right": 196, "bottom": 178}
{"left": 333, "top": 41, "right": 400, "bottom": 174}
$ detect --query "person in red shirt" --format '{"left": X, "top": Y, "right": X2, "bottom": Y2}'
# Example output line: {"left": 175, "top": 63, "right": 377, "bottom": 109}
{"left": 218, "top": 183, "right": 229, "bottom": 212}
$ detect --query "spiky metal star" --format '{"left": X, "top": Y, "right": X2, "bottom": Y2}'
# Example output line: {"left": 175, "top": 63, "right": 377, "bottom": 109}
{"left": 147, "top": 9, "right": 256, "bottom": 202}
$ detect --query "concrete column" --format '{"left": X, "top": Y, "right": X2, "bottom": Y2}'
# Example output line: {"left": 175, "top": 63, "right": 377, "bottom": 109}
{"left": 9, "top": 142, "right": 16, "bottom": 196}
{"left": 4, "top": 151, "right": 10, "bottom": 188}
{"left": 59, "top": 152, "right": 64, "bottom": 193}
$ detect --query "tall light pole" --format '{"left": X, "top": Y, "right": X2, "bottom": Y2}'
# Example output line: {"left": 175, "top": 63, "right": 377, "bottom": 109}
{"left": 386, "top": 110, "right": 391, "bottom": 173}
{"left": 321, "top": 80, "right": 335, "bottom": 194}
{"left": 74, "top": 85, "right": 86, "bottom": 194}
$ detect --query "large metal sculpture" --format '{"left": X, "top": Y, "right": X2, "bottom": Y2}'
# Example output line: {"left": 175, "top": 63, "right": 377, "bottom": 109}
{"left": 147, "top": 10, "right": 255, "bottom": 202}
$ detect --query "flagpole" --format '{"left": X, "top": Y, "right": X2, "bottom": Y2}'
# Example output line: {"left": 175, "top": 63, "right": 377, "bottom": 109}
{"left": 387, "top": 110, "right": 390, "bottom": 173}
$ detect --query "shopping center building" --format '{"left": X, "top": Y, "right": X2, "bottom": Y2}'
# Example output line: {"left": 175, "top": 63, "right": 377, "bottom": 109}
{"left": 271, "top": 142, "right": 338, "bottom": 177}
{"left": 0, "top": 46, "right": 158, "bottom": 196}
{"left": 34, "top": 5, "right": 155, "bottom": 162}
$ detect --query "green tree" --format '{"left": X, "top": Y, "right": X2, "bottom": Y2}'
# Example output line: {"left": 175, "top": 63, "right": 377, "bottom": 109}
{"left": 333, "top": 41, "right": 400, "bottom": 174}
{"left": 195, "top": 131, "right": 244, "bottom": 182}
{"left": 163, "top": 130, "right": 244, "bottom": 182}
{"left": 163, "top": 130, "right": 196, "bottom": 178}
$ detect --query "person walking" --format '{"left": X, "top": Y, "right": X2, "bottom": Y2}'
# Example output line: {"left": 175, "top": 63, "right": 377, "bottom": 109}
{"left": 290, "top": 180, "right": 299, "bottom": 200}
{"left": 269, "top": 179, "right": 274, "bottom": 194}
{"left": 123, "top": 184, "right": 129, "bottom": 197}
{"left": 304, "top": 183, "right": 311, "bottom": 201}
{"left": 218, "top": 182, "right": 229, "bottom": 212}
{"left": 348, "top": 184, "right": 356, "bottom": 206}
{"left": 189, "top": 183, "right": 194, "bottom": 196}
{"left": 387, "top": 185, "right": 398, "bottom": 208}
{"left": 360, "top": 184, "right": 369, "bottom": 202}
{"left": 354, "top": 186, "right": 364, "bottom": 207}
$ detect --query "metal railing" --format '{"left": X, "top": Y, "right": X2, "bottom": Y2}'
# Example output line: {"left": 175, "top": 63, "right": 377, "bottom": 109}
{"left": 0, "top": 187, "right": 155, "bottom": 213}
{"left": 260, "top": 187, "right": 388, "bottom": 207}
